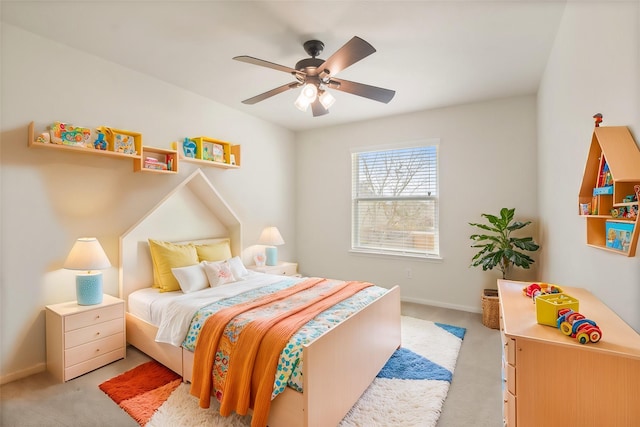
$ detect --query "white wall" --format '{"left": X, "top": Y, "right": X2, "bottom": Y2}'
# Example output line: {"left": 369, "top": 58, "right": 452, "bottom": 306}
{"left": 538, "top": 2, "right": 640, "bottom": 332}
{"left": 0, "top": 25, "right": 296, "bottom": 382}
{"left": 295, "top": 96, "right": 539, "bottom": 312}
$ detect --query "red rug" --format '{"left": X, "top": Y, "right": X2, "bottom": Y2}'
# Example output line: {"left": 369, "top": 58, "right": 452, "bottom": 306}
{"left": 99, "top": 360, "right": 182, "bottom": 426}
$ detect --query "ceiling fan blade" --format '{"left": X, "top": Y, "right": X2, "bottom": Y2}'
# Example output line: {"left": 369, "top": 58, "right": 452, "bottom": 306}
{"left": 233, "top": 55, "right": 301, "bottom": 76}
{"left": 310, "top": 98, "right": 329, "bottom": 117}
{"left": 241, "top": 82, "right": 299, "bottom": 105}
{"left": 329, "top": 78, "right": 395, "bottom": 103}
{"left": 318, "top": 36, "right": 376, "bottom": 77}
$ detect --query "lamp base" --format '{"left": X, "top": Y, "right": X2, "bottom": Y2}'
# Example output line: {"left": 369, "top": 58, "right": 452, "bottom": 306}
{"left": 265, "top": 247, "right": 278, "bottom": 266}
{"left": 76, "top": 272, "right": 103, "bottom": 305}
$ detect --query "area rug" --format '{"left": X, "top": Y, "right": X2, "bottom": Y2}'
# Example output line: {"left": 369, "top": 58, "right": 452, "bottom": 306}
{"left": 100, "top": 316, "right": 465, "bottom": 427}
{"left": 98, "top": 359, "right": 182, "bottom": 425}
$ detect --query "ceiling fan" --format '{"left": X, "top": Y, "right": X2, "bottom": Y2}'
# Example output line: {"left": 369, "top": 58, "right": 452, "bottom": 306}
{"left": 233, "top": 36, "right": 396, "bottom": 117}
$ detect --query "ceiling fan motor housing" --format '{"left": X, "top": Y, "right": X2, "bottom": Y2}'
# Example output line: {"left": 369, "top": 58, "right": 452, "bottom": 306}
{"left": 295, "top": 57, "right": 324, "bottom": 75}
{"left": 303, "top": 40, "right": 324, "bottom": 57}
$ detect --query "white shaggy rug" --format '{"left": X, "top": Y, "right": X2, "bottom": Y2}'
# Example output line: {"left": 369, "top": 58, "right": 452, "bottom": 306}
{"left": 147, "top": 316, "right": 465, "bottom": 427}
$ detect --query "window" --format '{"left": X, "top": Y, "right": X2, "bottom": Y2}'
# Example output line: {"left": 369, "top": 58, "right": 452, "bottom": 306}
{"left": 351, "top": 141, "right": 439, "bottom": 258}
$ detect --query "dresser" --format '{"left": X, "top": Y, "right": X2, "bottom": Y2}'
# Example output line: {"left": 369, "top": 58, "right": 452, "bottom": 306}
{"left": 247, "top": 261, "right": 300, "bottom": 277}
{"left": 46, "top": 294, "right": 125, "bottom": 382}
{"left": 498, "top": 280, "right": 640, "bottom": 427}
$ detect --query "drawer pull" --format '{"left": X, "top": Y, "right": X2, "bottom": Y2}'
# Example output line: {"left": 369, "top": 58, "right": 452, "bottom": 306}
{"left": 96, "top": 332, "right": 100, "bottom": 336}
{"left": 96, "top": 348, "right": 100, "bottom": 352}
{"left": 96, "top": 315, "right": 100, "bottom": 320}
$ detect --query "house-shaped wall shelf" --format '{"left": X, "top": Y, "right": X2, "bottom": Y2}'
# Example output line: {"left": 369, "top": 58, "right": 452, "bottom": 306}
{"left": 119, "top": 169, "right": 243, "bottom": 299}
{"left": 578, "top": 126, "right": 640, "bottom": 256}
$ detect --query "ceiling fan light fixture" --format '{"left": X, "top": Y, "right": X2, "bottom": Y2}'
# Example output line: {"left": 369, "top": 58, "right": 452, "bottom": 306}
{"left": 319, "top": 90, "right": 336, "bottom": 109}
{"left": 294, "top": 83, "right": 318, "bottom": 112}
{"left": 294, "top": 92, "right": 311, "bottom": 112}
{"left": 301, "top": 83, "right": 317, "bottom": 100}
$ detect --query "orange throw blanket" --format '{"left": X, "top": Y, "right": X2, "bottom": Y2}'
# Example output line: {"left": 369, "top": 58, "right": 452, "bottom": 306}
{"left": 190, "top": 278, "right": 373, "bottom": 427}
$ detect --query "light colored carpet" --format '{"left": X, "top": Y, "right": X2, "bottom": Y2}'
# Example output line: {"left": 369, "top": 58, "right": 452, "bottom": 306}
{"left": 146, "top": 316, "right": 465, "bottom": 427}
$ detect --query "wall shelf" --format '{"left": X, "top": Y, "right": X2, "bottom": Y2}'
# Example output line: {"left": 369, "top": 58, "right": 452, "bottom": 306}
{"left": 28, "top": 122, "right": 141, "bottom": 161}
{"left": 578, "top": 126, "right": 640, "bottom": 257}
{"left": 173, "top": 139, "right": 240, "bottom": 169}
{"left": 28, "top": 122, "right": 242, "bottom": 174}
{"left": 136, "top": 146, "right": 178, "bottom": 174}
{"left": 28, "top": 122, "right": 183, "bottom": 175}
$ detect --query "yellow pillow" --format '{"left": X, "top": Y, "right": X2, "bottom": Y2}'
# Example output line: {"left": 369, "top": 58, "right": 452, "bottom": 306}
{"left": 194, "top": 239, "right": 232, "bottom": 262}
{"left": 148, "top": 239, "right": 199, "bottom": 292}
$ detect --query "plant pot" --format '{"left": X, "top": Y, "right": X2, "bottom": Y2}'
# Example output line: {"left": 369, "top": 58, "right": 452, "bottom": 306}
{"left": 482, "top": 289, "right": 500, "bottom": 329}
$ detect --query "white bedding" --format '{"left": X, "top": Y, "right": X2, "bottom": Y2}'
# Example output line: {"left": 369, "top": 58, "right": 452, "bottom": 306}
{"left": 128, "top": 271, "right": 299, "bottom": 346}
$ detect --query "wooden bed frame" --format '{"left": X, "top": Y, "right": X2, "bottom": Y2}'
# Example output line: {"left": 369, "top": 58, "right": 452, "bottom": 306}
{"left": 118, "top": 170, "right": 402, "bottom": 427}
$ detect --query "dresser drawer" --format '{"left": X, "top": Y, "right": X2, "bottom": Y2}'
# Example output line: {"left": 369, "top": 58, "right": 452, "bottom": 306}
{"left": 506, "top": 337, "right": 516, "bottom": 366}
{"left": 64, "top": 304, "right": 123, "bottom": 332}
{"left": 65, "top": 318, "right": 123, "bottom": 349}
{"left": 505, "top": 391, "right": 517, "bottom": 426}
{"left": 506, "top": 362, "right": 516, "bottom": 395}
{"left": 65, "top": 332, "right": 124, "bottom": 367}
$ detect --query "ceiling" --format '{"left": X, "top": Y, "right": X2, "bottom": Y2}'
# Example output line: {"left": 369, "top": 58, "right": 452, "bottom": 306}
{"left": 1, "top": 1, "right": 566, "bottom": 132}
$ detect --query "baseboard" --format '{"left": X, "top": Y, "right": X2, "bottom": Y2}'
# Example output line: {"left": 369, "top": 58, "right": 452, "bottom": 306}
{"left": 401, "top": 296, "right": 481, "bottom": 314}
{"left": 0, "top": 362, "right": 46, "bottom": 385}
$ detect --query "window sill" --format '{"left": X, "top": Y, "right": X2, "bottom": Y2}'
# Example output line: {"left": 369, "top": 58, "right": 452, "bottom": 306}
{"left": 348, "top": 249, "right": 443, "bottom": 262}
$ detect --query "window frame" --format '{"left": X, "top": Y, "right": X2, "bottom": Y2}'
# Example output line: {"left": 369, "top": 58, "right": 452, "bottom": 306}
{"left": 350, "top": 139, "right": 440, "bottom": 259}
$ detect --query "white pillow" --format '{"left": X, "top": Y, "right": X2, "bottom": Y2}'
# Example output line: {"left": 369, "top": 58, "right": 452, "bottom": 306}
{"left": 227, "top": 256, "right": 249, "bottom": 279}
{"left": 202, "top": 260, "right": 237, "bottom": 287}
{"left": 171, "top": 263, "right": 208, "bottom": 293}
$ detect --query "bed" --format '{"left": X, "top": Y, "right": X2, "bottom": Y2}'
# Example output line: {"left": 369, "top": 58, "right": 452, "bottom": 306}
{"left": 118, "top": 171, "right": 401, "bottom": 427}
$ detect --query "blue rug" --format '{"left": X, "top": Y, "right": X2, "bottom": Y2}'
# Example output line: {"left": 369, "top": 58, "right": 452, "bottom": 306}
{"left": 377, "top": 322, "right": 466, "bottom": 382}
{"left": 339, "top": 317, "right": 466, "bottom": 427}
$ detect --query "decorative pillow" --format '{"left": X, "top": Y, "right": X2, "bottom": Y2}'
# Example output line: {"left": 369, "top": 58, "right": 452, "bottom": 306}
{"left": 171, "top": 263, "right": 208, "bottom": 293}
{"left": 194, "top": 240, "right": 232, "bottom": 262}
{"left": 148, "top": 239, "right": 199, "bottom": 292}
{"left": 227, "top": 256, "right": 249, "bottom": 279}
{"left": 202, "top": 260, "right": 236, "bottom": 287}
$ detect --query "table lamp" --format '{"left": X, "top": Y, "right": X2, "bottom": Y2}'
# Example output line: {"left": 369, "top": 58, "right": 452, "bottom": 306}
{"left": 63, "top": 237, "right": 111, "bottom": 305}
{"left": 258, "top": 227, "right": 285, "bottom": 266}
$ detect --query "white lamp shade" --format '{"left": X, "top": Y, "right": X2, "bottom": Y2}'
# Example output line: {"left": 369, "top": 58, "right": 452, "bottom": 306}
{"left": 63, "top": 237, "right": 111, "bottom": 271}
{"left": 258, "top": 227, "right": 285, "bottom": 246}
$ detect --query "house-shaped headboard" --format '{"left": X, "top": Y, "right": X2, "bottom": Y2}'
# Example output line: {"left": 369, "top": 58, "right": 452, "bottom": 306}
{"left": 119, "top": 169, "right": 242, "bottom": 302}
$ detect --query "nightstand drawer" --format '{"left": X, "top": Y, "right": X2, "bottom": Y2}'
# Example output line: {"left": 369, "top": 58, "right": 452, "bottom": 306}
{"left": 272, "top": 263, "right": 298, "bottom": 276}
{"left": 64, "top": 304, "right": 123, "bottom": 332}
{"left": 65, "top": 332, "right": 124, "bottom": 367}
{"left": 248, "top": 262, "right": 299, "bottom": 277}
{"left": 65, "top": 318, "right": 123, "bottom": 349}
{"left": 65, "top": 348, "right": 125, "bottom": 381}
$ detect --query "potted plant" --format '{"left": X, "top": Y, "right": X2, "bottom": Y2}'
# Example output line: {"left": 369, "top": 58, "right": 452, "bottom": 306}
{"left": 470, "top": 208, "right": 540, "bottom": 329}
{"left": 469, "top": 207, "right": 540, "bottom": 279}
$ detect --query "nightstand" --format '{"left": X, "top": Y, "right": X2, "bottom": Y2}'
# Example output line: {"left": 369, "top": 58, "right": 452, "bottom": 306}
{"left": 247, "top": 261, "right": 300, "bottom": 277}
{"left": 45, "top": 294, "right": 125, "bottom": 382}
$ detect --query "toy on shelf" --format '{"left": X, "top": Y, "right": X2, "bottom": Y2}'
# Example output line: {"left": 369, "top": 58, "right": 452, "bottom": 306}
{"left": 523, "top": 283, "right": 563, "bottom": 300}
{"left": 49, "top": 121, "right": 94, "bottom": 147}
{"left": 611, "top": 205, "right": 638, "bottom": 220}
{"left": 93, "top": 132, "right": 107, "bottom": 150}
{"left": 593, "top": 113, "right": 603, "bottom": 127}
{"left": 556, "top": 308, "right": 602, "bottom": 344}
